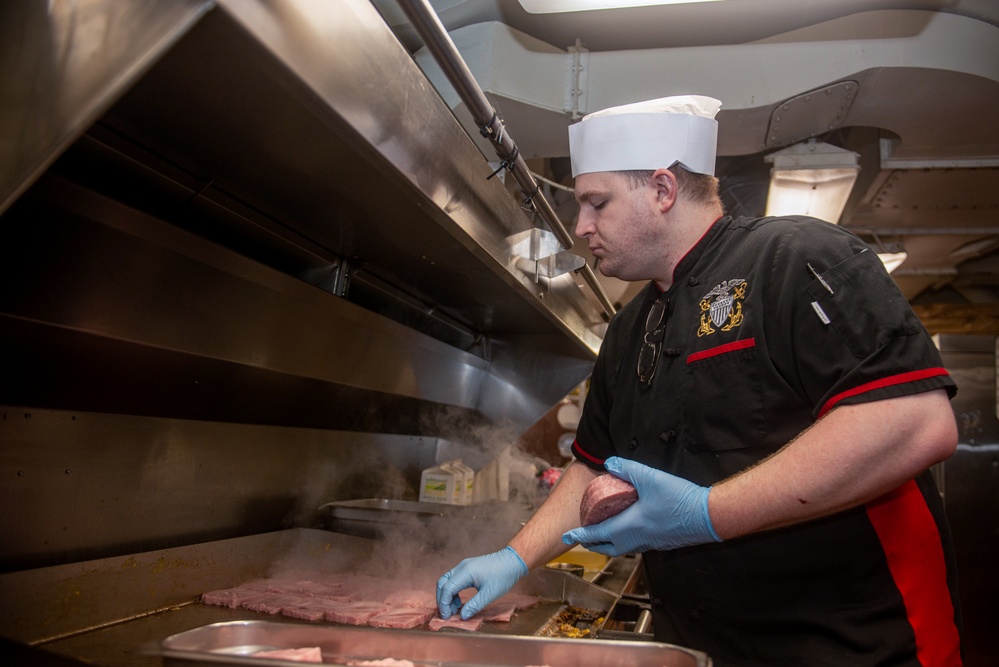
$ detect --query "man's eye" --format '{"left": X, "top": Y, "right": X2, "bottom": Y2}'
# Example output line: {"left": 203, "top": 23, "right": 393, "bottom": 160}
{"left": 593, "top": 201, "right": 607, "bottom": 211}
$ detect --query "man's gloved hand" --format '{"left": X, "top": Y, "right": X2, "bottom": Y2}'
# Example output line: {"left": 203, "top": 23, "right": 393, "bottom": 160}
{"left": 561, "top": 456, "right": 722, "bottom": 556}
{"left": 436, "top": 546, "right": 528, "bottom": 620}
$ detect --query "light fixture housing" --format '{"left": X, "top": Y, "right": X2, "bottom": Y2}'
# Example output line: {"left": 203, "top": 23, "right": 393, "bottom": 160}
{"left": 764, "top": 140, "right": 860, "bottom": 224}
{"left": 518, "top": 0, "right": 729, "bottom": 13}
{"left": 877, "top": 251, "right": 908, "bottom": 274}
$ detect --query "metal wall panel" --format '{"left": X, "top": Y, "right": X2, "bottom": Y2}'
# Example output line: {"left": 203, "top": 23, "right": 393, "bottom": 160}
{"left": 936, "top": 335, "right": 999, "bottom": 667}
{"left": 0, "top": 406, "right": 440, "bottom": 572}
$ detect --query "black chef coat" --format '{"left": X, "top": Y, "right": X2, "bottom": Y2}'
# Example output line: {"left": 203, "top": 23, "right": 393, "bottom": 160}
{"left": 572, "top": 215, "right": 961, "bottom": 666}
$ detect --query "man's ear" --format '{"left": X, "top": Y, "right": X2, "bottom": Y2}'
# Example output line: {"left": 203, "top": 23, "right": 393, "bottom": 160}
{"left": 652, "top": 167, "right": 679, "bottom": 213}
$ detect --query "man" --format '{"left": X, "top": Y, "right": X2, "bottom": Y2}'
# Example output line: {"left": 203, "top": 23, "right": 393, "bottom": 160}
{"left": 436, "top": 96, "right": 962, "bottom": 666}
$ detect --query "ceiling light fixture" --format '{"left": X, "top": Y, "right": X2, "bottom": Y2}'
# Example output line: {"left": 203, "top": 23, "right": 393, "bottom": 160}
{"left": 764, "top": 139, "right": 860, "bottom": 224}
{"left": 518, "top": 0, "right": 730, "bottom": 13}
{"left": 877, "top": 251, "right": 908, "bottom": 274}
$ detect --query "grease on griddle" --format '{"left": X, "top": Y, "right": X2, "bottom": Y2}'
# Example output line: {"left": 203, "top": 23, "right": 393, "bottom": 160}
{"left": 539, "top": 605, "right": 606, "bottom": 639}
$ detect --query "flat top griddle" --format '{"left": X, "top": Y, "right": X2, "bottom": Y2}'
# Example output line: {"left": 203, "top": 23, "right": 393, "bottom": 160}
{"left": 0, "top": 529, "right": 700, "bottom": 667}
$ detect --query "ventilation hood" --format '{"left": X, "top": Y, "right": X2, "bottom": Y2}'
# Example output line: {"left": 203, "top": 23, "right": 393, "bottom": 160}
{"left": 0, "top": 0, "right": 607, "bottom": 436}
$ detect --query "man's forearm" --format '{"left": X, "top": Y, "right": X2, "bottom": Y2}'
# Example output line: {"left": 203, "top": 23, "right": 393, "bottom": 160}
{"left": 509, "top": 460, "right": 600, "bottom": 569}
{"left": 708, "top": 389, "right": 957, "bottom": 540}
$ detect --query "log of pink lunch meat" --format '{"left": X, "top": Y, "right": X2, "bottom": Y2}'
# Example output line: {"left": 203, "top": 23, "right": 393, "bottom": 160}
{"left": 579, "top": 474, "right": 638, "bottom": 526}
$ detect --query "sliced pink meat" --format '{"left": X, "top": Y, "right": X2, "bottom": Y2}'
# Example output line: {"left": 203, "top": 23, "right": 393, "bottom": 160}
{"left": 328, "top": 575, "right": 392, "bottom": 602}
{"left": 282, "top": 579, "right": 343, "bottom": 597}
{"left": 200, "top": 588, "right": 243, "bottom": 608}
{"left": 367, "top": 607, "right": 435, "bottom": 629}
{"left": 325, "top": 601, "right": 389, "bottom": 625}
{"left": 579, "top": 474, "right": 638, "bottom": 526}
{"left": 281, "top": 600, "right": 333, "bottom": 622}
{"left": 252, "top": 647, "right": 322, "bottom": 662}
{"left": 383, "top": 588, "right": 437, "bottom": 610}
{"left": 243, "top": 592, "right": 311, "bottom": 615}
{"left": 427, "top": 616, "right": 483, "bottom": 632}
{"left": 479, "top": 599, "right": 519, "bottom": 622}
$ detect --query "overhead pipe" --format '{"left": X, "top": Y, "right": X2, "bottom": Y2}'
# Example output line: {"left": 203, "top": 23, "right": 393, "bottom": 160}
{"left": 394, "top": 0, "right": 616, "bottom": 318}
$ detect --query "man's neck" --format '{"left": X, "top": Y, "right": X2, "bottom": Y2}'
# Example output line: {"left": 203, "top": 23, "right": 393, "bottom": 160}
{"left": 654, "top": 201, "right": 723, "bottom": 291}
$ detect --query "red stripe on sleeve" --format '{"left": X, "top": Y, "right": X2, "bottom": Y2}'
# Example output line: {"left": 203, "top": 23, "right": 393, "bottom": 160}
{"left": 866, "top": 481, "right": 962, "bottom": 666}
{"left": 817, "top": 368, "right": 951, "bottom": 419}
{"left": 686, "top": 338, "right": 756, "bottom": 364}
{"left": 570, "top": 440, "right": 605, "bottom": 466}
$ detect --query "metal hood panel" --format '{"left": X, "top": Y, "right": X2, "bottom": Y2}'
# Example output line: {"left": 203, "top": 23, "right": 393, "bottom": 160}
{"left": 0, "top": 0, "right": 214, "bottom": 214}
{"left": 0, "top": 0, "right": 606, "bottom": 433}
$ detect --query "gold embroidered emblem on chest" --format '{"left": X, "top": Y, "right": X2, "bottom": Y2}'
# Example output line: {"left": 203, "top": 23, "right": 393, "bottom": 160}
{"left": 697, "top": 279, "right": 747, "bottom": 337}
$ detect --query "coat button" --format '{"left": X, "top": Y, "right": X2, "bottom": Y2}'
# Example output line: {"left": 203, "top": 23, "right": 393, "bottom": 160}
{"left": 688, "top": 277, "right": 700, "bottom": 287}
{"left": 629, "top": 438, "right": 639, "bottom": 450}
{"left": 659, "top": 430, "right": 676, "bottom": 442}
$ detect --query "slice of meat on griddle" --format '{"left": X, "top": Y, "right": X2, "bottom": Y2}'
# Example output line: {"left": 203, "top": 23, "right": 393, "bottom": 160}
{"left": 242, "top": 592, "right": 311, "bottom": 615}
{"left": 367, "top": 607, "right": 436, "bottom": 629}
{"left": 324, "top": 600, "right": 390, "bottom": 625}
{"left": 382, "top": 588, "right": 437, "bottom": 610}
{"left": 427, "top": 615, "right": 484, "bottom": 632}
{"left": 479, "top": 599, "right": 519, "bottom": 622}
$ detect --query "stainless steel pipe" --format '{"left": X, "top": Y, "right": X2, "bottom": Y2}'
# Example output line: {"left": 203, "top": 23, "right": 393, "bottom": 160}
{"left": 394, "top": 0, "right": 616, "bottom": 318}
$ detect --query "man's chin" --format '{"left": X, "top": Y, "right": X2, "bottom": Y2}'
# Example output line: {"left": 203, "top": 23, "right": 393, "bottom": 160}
{"left": 596, "top": 262, "right": 618, "bottom": 278}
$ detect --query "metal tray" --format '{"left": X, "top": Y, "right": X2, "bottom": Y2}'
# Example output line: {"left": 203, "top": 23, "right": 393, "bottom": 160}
{"left": 319, "top": 498, "right": 534, "bottom": 524}
{"left": 318, "top": 499, "right": 535, "bottom": 551}
{"left": 160, "top": 620, "right": 711, "bottom": 667}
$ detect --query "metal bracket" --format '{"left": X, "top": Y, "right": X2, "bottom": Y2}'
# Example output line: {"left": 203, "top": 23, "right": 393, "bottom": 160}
{"left": 765, "top": 81, "right": 858, "bottom": 148}
{"left": 566, "top": 39, "right": 589, "bottom": 121}
{"left": 508, "top": 228, "right": 586, "bottom": 291}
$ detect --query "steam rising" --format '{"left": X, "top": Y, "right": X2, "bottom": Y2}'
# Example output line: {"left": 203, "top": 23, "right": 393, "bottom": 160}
{"left": 270, "top": 420, "right": 561, "bottom": 587}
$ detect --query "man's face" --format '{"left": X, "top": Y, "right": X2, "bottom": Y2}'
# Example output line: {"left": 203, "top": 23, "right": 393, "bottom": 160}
{"left": 573, "top": 171, "right": 665, "bottom": 282}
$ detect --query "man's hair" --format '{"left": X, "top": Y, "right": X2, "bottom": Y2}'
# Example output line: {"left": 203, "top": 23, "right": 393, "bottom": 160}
{"left": 619, "top": 166, "right": 721, "bottom": 207}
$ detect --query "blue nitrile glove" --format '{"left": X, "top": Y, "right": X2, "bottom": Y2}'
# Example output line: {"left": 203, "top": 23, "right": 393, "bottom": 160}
{"left": 436, "top": 546, "right": 528, "bottom": 620}
{"left": 561, "top": 456, "right": 722, "bottom": 556}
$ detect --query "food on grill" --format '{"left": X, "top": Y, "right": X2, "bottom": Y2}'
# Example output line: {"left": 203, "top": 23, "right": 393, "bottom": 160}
{"left": 252, "top": 646, "right": 322, "bottom": 662}
{"left": 280, "top": 602, "right": 329, "bottom": 622}
{"left": 383, "top": 588, "right": 437, "bottom": 609}
{"left": 200, "top": 577, "right": 540, "bottom": 632}
{"left": 324, "top": 601, "right": 390, "bottom": 625}
{"left": 243, "top": 593, "right": 312, "bottom": 615}
{"left": 367, "top": 607, "right": 436, "bottom": 629}
{"left": 480, "top": 599, "right": 519, "bottom": 622}
{"left": 579, "top": 474, "right": 638, "bottom": 526}
{"left": 427, "top": 615, "right": 484, "bottom": 632}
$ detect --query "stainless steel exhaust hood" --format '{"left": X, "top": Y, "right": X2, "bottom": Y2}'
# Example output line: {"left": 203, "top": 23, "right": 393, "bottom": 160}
{"left": 0, "top": 0, "right": 605, "bottom": 571}
{"left": 0, "top": 0, "right": 604, "bottom": 429}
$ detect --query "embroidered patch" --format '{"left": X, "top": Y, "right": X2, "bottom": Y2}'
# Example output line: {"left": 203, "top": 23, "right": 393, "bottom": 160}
{"left": 697, "top": 279, "right": 747, "bottom": 337}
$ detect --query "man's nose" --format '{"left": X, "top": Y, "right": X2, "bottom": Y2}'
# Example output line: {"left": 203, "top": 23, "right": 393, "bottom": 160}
{"left": 575, "top": 210, "right": 593, "bottom": 238}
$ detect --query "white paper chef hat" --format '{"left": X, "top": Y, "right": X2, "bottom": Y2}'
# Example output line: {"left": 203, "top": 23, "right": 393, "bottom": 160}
{"left": 568, "top": 95, "right": 722, "bottom": 177}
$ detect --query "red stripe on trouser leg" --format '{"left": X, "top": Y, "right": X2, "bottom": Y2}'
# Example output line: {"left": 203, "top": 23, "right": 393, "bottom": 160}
{"left": 866, "top": 480, "right": 961, "bottom": 666}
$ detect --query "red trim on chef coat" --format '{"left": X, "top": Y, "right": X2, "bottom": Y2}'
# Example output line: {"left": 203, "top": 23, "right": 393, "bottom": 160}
{"left": 571, "top": 440, "right": 606, "bottom": 466}
{"left": 686, "top": 338, "right": 756, "bottom": 364}
{"left": 817, "top": 368, "right": 951, "bottom": 419}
